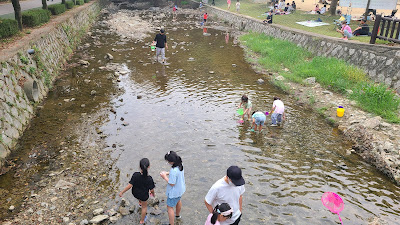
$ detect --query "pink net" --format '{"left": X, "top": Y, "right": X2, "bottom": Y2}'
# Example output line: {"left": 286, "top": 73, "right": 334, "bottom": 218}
{"left": 321, "top": 192, "right": 344, "bottom": 224}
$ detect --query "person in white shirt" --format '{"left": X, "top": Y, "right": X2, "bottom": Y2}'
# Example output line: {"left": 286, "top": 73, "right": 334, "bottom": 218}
{"left": 205, "top": 166, "right": 245, "bottom": 225}
{"left": 318, "top": 5, "right": 327, "bottom": 14}
{"left": 269, "top": 96, "right": 285, "bottom": 126}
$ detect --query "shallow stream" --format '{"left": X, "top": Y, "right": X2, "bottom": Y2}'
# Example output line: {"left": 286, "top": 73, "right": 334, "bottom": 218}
{"left": 1, "top": 9, "right": 400, "bottom": 224}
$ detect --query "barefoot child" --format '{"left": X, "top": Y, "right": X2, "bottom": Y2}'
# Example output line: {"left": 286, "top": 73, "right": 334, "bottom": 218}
{"left": 238, "top": 95, "right": 252, "bottom": 121}
{"left": 160, "top": 151, "right": 186, "bottom": 225}
{"left": 204, "top": 203, "right": 233, "bottom": 225}
{"left": 119, "top": 158, "right": 155, "bottom": 224}
{"left": 251, "top": 111, "right": 267, "bottom": 132}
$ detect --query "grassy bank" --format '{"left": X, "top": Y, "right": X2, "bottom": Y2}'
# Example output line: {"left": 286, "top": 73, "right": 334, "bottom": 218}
{"left": 240, "top": 33, "right": 400, "bottom": 122}
{"left": 211, "top": 0, "right": 389, "bottom": 44}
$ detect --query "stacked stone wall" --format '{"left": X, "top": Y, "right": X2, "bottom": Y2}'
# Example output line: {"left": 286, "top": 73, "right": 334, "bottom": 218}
{"left": 0, "top": 1, "right": 102, "bottom": 168}
{"left": 206, "top": 6, "right": 400, "bottom": 91}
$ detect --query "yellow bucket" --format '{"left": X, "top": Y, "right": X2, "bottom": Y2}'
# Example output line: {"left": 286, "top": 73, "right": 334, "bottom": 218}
{"left": 337, "top": 106, "right": 345, "bottom": 117}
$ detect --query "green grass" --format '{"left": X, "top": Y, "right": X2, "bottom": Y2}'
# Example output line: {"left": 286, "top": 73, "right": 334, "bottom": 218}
{"left": 212, "top": 0, "right": 389, "bottom": 44}
{"left": 240, "top": 33, "right": 400, "bottom": 122}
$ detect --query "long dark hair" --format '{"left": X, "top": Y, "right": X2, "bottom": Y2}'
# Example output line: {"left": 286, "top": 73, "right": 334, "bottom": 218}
{"left": 140, "top": 158, "right": 150, "bottom": 177}
{"left": 211, "top": 203, "right": 231, "bottom": 224}
{"left": 164, "top": 151, "right": 183, "bottom": 171}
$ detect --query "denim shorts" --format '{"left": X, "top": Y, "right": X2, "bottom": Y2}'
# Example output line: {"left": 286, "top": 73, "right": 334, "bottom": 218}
{"left": 167, "top": 196, "right": 181, "bottom": 207}
{"left": 254, "top": 115, "right": 266, "bottom": 126}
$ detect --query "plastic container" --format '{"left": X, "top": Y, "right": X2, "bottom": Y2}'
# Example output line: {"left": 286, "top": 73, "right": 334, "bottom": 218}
{"left": 237, "top": 108, "right": 244, "bottom": 115}
{"left": 151, "top": 45, "right": 155, "bottom": 51}
{"left": 337, "top": 106, "right": 345, "bottom": 117}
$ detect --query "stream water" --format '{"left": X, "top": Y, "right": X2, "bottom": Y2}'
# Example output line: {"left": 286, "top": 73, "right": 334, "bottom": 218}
{"left": 1, "top": 9, "right": 400, "bottom": 225}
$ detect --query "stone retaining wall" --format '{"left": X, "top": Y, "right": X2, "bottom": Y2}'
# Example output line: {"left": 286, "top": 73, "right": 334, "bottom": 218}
{"left": 0, "top": 1, "right": 103, "bottom": 168}
{"left": 206, "top": 6, "right": 400, "bottom": 91}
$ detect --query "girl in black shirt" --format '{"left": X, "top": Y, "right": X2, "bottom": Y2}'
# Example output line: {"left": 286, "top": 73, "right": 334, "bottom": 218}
{"left": 119, "top": 158, "right": 155, "bottom": 224}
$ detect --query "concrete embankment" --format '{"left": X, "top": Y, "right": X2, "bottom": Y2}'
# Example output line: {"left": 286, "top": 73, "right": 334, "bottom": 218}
{"left": 204, "top": 4, "right": 400, "bottom": 185}
{"left": 0, "top": 0, "right": 105, "bottom": 169}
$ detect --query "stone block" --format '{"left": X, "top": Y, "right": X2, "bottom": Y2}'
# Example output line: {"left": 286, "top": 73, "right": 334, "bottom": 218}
{"left": 1, "top": 133, "right": 12, "bottom": 146}
{"left": 10, "top": 106, "right": 19, "bottom": 118}
{"left": 0, "top": 142, "right": 9, "bottom": 158}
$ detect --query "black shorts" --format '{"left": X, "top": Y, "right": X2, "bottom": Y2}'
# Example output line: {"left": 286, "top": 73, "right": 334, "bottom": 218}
{"left": 230, "top": 214, "right": 242, "bottom": 225}
{"left": 204, "top": 19, "right": 207, "bottom": 22}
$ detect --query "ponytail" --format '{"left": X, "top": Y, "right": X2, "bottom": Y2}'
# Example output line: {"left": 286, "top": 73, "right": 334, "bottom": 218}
{"left": 140, "top": 158, "right": 150, "bottom": 177}
{"left": 210, "top": 205, "right": 220, "bottom": 224}
{"left": 164, "top": 151, "right": 184, "bottom": 171}
{"left": 211, "top": 203, "right": 232, "bottom": 224}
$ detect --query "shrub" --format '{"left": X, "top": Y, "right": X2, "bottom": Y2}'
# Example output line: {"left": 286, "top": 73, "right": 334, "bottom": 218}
{"left": 22, "top": 9, "right": 51, "bottom": 27}
{"left": 48, "top": 4, "right": 66, "bottom": 15}
{"left": 65, "top": 1, "right": 74, "bottom": 9}
{"left": 84, "top": 0, "right": 90, "bottom": 2}
{"left": 0, "top": 19, "right": 19, "bottom": 39}
{"left": 75, "top": 0, "right": 84, "bottom": 5}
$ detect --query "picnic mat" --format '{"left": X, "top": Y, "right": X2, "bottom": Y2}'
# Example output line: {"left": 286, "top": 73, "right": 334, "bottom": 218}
{"left": 296, "top": 21, "right": 330, "bottom": 27}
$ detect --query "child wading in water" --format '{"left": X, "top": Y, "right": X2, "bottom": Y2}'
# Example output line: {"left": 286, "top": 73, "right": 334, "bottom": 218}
{"left": 119, "top": 158, "right": 155, "bottom": 224}
{"left": 251, "top": 111, "right": 267, "bottom": 132}
{"left": 204, "top": 203, "right": 233, "bottom": 225}
{"left": 160, "top": 151, "right": 186, "bottom": 225}
{"left": 238, "top": 95, "right": 252, "bottom": 121}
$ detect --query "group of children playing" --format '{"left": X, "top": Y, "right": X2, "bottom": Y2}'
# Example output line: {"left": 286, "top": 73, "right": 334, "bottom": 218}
{"left": 118, "top": 95, "right": 285, "bottom": 224}
{"left": 119, "top": 152, "right": 232, "bottom": 225}
{"left": 238, "top": 95, "right": 286, "bottom": 132}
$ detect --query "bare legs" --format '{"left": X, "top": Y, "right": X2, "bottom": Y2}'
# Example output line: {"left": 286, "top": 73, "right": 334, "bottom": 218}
{"left": 167, "top": 200, "right": 182, "bottom": 225}
{"left": 139, "top": 200, "right": 148, "bottom": 224}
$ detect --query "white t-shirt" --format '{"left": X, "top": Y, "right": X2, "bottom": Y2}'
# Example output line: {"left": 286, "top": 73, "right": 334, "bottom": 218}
{"left": 320, "top": 7, "right": 326, "bottom": 14}
{"left": 205, "top": 177, "right": 245, "bottom": 225}
{"left": 272, "top": 100, "right": 285, "bottom": 114}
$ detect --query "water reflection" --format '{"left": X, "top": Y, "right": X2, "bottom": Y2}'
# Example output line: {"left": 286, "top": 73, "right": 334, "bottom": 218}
{"left": 101, "top": 12, "right": 400, "bottom": 225}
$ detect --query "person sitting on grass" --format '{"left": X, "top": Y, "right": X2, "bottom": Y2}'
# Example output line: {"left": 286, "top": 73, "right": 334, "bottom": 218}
{"left": 336, "top": 20, "right": 352, "bottom": 40}
{"left": 317, "top": 5, "right": 327, "bottom": 14}
{"left": 352, "top": 19, "right": 370, "bottom": 36}
{"left": 263, "top": 10, "right": 273, "bottom": 24}
{"left": 291, "top": 1, "right": 296, "bottom": 10}
{"left": 314, "top": 4, "right": 320, "bottom": 13}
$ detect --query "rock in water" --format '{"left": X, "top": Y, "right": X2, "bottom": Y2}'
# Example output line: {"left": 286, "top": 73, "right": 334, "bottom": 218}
{"left": 55, "top": 180, "right": 76, "bottom": 190}
{"left": 257, "top": 79, "right": 265, "bottom": 84}
{"left": 106, "top": 53, "right": 114, "bottom": 60}
{"left": 119, "top": 207, "right": 130, "bottom": 216}
{"left": 89, "top": 215, "right": 109, "bottom": 224}
{"left": 78, "top": 60, "right": 90, "bottom": 66}
{"left": 93, "top": 208, "right": 104, "bottom": 216}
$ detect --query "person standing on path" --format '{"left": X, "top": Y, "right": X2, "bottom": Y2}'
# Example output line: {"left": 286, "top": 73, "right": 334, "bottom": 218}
{"left": 119, "top": 158, "right": 155, "bottom": 224}
{"left": 205, "top": 166, "right": 245, "bottom": 225}
{"left": 152, "top": 29, "right": 168, "bottom": 64}
{"left": 160, "top": 151, "right": 186, "bottom": 225}
{"left": 227, "top": 0, "right": 231, "bottom": 10}
{"left": 235, "top": 0, "right": 240, "bottom": 12}
{"left": 269, "top": 96, "right": 285, "bottom": 126}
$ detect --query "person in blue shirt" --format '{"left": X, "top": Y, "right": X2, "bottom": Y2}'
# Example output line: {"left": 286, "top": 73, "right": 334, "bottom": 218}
{"left": 160, "top": 151, "right": 186, "bottom": 225}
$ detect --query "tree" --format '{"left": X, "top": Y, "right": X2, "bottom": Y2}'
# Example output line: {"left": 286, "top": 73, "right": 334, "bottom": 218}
{"left": 329, "top": 0, "right": 338, "bottom": 15}
{"left": 62, "top": 0, "right": 66, "bottom": 4}
{"left": 11, "top": 0, "right": 22, "bottom": 31}
{"left": 42, "top": 0, "right": 47, "bottom": 10}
